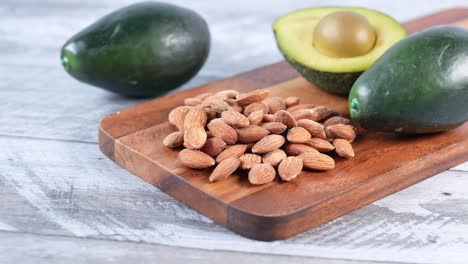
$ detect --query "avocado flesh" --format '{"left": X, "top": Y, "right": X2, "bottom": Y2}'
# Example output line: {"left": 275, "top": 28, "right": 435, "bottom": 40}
{"left": 61, "top": 2, "right": 210, "bottom": 97}
{"left": 349, "top": 26, "right": 468, "bottom": 134}
{"left": 273, "top": 7, "right": 407, "bottom": 96}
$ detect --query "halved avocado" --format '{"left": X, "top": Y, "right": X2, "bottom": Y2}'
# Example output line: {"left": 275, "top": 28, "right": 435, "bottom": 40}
{"left": 273, "top": 7, "right": 407, "bottom": 96}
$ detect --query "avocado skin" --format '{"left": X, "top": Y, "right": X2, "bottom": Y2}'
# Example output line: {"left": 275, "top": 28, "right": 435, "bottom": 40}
{"left": 61, "top": 2, "right": 210, "bottom": 97}
{"left": 349, "top": 26, "right": 468, "bottom": 134}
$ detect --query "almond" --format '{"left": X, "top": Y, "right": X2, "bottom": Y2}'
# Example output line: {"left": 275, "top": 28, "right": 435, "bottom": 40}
{"left": 326, "top": 124, "right": 357, "bottom": 142}
{"left": 216, "top": 144, "right": 248, "bottom": 163}
{"left": 264, "top": 96, "right": 286, "bottom": 114}
{"left": 239, "top": 153, "right": 262, "bottom": 170}
{"left": 184, "top": 97, "right": 202, "bottom": 106}
{"left": 178, "top": 149, "right": 215, "bottom": 169}
{"left": 248, "top": 110, "right": 264, "bottom": 126}
{"left": 204, "top": 108, "right": 218, "bottom": 120}
{"left": 194, "top": 92, "right": 214, "bottom": 100}
{"left": 248, "top": 163, "right": 276, "bottom": 185}
{"left": 274, "top": 110, "right": 297, "bottom": 128}
{"left": 291, "top": 109, "right": 314, "bottom": 121}
{"left": 221, "top": 110, "right": 250, "bottom": 128}
{"left": 201, "top": 137, "right": 227, "bottom": 157}
{"left": 324, "top": 116, "right": 352, "bottom": 127}
{"left": 183, "top": 126, "right": 207, "bottom": 149}
{"left": 251, "top": 135, "right": 286, "bottom": 154}
{"left": 306, "top": 138, "right": 335, "bottom": 152}
{"left": 236, "top": 89, "right": 270, "bottom": 106}
{"left": 286, "top": 103, "right": 315, "bottom": 112}
{"left": 262, "top": 114, "right": 275, "bottom": 122}
{"left": 225, "top": 98, "right": 243, "bottom": 112}
{"left": 308, "top": 106, "right": 338, "bottom": 122}
{"left": 244, "top": 102, "right": 268, "bottom": 116}
{"left": 183, "top": 106, "right": 208, "bottom": 129}
{"left": 278, "top": 156, "right": 303, "bottom": 181}
{"left": 262, "top": 149, "right": 287, "bottom": 166}
{"left": 209, "top": 157, "right": 240, "bottom": 182}
{"left": 168, "top": 106, "right": 191, "bottom": 131}
{"left": 216, "top": 89, "right": 239, "bottom": 99}
{"left": 285, "top": 97, "right": 300, "bottom": 108}
{"left": 287, "top": 127, "right": 312, "bottom": 143}
{"left": 163, "top": 131, "right": 184, "bottom": 148}
{"left": 296, "top": 119, "right": 326, "bottom": 139}
{"left": 236, "top": 125, "right": 270, "bottom": 143}
{"left": 299, "top": 152, "right": 335, "bottom": 171}
{"left": 202, "top": 99, "right": 232, "bottom": 113}
{"left": 260, "top": 122, "right": 287, "bottom": 134}
{"left": 207, "top": 119, "right": 237, "bottom": 145}
{"left": 333, "top": 139, "right": 355, "bottom": 158}
{"left": 204, "top": 93, "right": 228, "bottom": 102}
{"left": 283, "top": 143, "right": 318, "bottom": 156}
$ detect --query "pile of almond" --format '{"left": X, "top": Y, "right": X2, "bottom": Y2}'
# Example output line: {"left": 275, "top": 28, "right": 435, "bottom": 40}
{"left": 164, "top": 89, "right": 357, "bottom": 185}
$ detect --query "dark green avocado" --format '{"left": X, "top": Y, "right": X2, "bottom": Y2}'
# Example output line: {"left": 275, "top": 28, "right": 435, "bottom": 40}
{"left": 61, "top": 2, "right": 210, "bottom": 97}
{"left": 349, "top": 26, "right": 468, "bottom": 134}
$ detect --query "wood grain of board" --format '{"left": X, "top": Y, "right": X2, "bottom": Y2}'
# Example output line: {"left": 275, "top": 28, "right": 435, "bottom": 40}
{"left": 99, "top": 9, "right": 468, "bottom": 241}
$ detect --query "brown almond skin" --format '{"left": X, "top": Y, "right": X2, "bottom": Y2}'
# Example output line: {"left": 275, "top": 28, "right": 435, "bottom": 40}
{"left": 264, "top": 97, "right": 286, "bottom": 114}
{"left": 221, "top": 110, "right": 250, "bottom": 128}
{"left": 251, "top": 135, "right": 286, "bottom": 154}
{"left": 216, "top": 89, "right": 239, "bottom": 99}
{"left": 297, "top": 119, "right": 327, "bottom": 139}
{"left": 207, "top": 119, "right": 237, "bottom": 145}
{"left": 168, "top": 106, "right": 191, "bottom": 131}
{"left": 274, "top": 110, "right": 297, "bottom": 128}
{"left": 306, "top": 138, "right": 335, "bottom": 152}
{"left": 216, "top": 144, "right": 248, "bottom": 163}
{"left": 248, "top": 110, "right": 264, "bottom": 126}
{"left": 333, "top": 139, "right": 355, "bottom": 158}
{"left": 324, "top": 116, "right": 351, "bottom": 127}
{"left": 283, "top": 143, "right": 318, "bottom": 156}
{"left": 291, "top": 109, "right": 315, "bottom": 121}
{"left": 236, "top": 89, "right": 270, "bottom": 106}
{"left": 184, "top": 97, "right": 203, "bottom": 106}
{"left": 183, "top": 126, "right": 207, "bottom": 150}
{"left": 262, "top": 149, "right": 287, "bottom": 166}
{"left": 248, "top": 163, "right": 276, "bottom": 185}
{"left": 194, "top": 92, "right": 214, "bottom": 100}
{"left": 308, "top": 106, "right": 338, "bottom": 122}
{"left": 201, "top": 137, "right": 227, "bottom": 157}
{"left": 287, "top": 127, "right": 312, "bottom": 143}
{"left": 183, "top": 106, "right": 208, "bottom": 130}
{"left": 262, "top": 114, "right": 275, "bottom": 122}
{"left": 326, "top": 124, "right": 357, "bottom": 142}
{"left": 278, "top": 156, "right": 303, "bottom": 181}
{"left": 204, "top": 94, "right": 228, "bottom": 102}
{"left": 203, "top": 99, "right": 232, "bottom": 113}
{"left": 239, "top": 153, "right": 262, "bottom": 170}
{"left": 300, "top": 152, "right": 335, "bottom": 171}
{"left": 260, "top": 122, "right": 287, "bottom": 134}
{"left": 163, "top": 131, "right": 185, "bottom": 148}
{"left": 209, "top": 157, "right": 241, "bottom": 182}
{"left": 178, "top": 149, "right": 215, "bottom": 169}
{"left": 236, "top": 125, "right": 270, "bottom": 143}
{"left": 286, "top": 103, "right": 315, "bottom": 112}
{"left": 244, "top": 102, "right": 269, "bottom": 116}
{"left": 285, "top": 97, "right": 300, "bottom": 108}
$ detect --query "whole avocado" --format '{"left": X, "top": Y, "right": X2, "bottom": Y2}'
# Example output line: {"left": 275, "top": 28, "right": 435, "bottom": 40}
{"left": 61, "top": 2, "right": 210, "bottom": 97}
{"left": 349, "top": 26, "right": 468, "bottom": 134}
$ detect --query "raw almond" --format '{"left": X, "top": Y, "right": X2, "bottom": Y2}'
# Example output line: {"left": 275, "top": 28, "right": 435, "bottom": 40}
{"left": 262, "top": 114, "right": 275, "bottom": 122}
{"left": 248, "top": 163, "right": 276, "bottom": 185}
{"left": 287, "top": 127, "right": 312, "bottom": 143}
{"left": 178, "top": 149, "right": 215, "bottom": 169}
{"left": 285, "top": 97, "right": 300, "bottom": 108}
{"left": 183, "top": 126, "right": 207, "bottom": 149}
{"left": 308, "top": 106, "right": 338, "bottom": 122}
{"left": 184, "top": 97, "right": 202, "bottom": 106}
{"left": 239, "top": 153, "right": 262, "bottom": 170}
{"left": 244, "top": 102, "right": 268, "bottom": 116}
{"left": 291, "top": 109, "right": 315, "bottom": 121}
{"left": 221, "top": 110, "right": 250, "bottom": 128}
{"left": 216, "top": 144, "right": 248, "bottom": 163}
{"left": 278, "top": 156, "right": 303, "bottom": 181}
{"left": 262, "top": 149, "right": 287, "bottom": 166}
{"left": 201, "top": 137, "right": 226, "bottom": 157}
{"left": 264, "top": 96, "right": 286, "bottom": 114}
{"left": 236, "top": 125, "right": 270, "bottom": 143}
{"left": 274, "top": 110, "right": 297, "bottom": 128}
{"left": 194, "top": 92, "right": 214, "bottom": 100}
{"left": 209, "top": 157, "right": 240, "bottom": 182}
{"left": 168, "top": 106, "right": 191, "bottom": 131}
{"left": 296, "top": 119, "right": 326, "bottom": 139}
{"left": 306, "top": 138, "right": 335, "bottom": 152}
{"left": 260, "top": 122, "right": 287, "bottom": 134}
{"left": 236, "top": 89, "right": 270, "bottom": 106}
{"left": 202, "top": 99, "right": 232, "bottom": 113}
{"left": 283, "top": 143, "right": 318, "bottom": 156}
{"left": 183, "top": 106, "right": 208, "bottom": 129}
{"left": 299, "top": 152, "right": 335, "bottom": 171}
{"left": 286, "top": 103, "right": 314, "bottom": 112}
{"left": 333, "top": 138, "right": 355, "bottom": 158}
{"left": 204, "top": 93, "right": 228, "bottom": 102}
{"left": 216, "top": 89, "right": 239, "bottom": 99}
{"left": 163, "top": 131, "right": 184, "bottom": 148}
{"left": 324, "top": 116, "right": 351, "bottom": 126}
{"left": 207, "top": 119, "right": 237, "bottom": 145}
{"left": 251, "top": 135, "right": 286, "bottom": 154}
{"left": 248, "top": 110, "right": 264, "bottom": 126}
{"left": 326, "top": 124, "right": 357, "bottom": 142}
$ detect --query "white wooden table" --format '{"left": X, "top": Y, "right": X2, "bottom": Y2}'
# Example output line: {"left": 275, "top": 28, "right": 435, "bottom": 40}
{"left": 1, "top": 1, "right": 468, "bottom": 263}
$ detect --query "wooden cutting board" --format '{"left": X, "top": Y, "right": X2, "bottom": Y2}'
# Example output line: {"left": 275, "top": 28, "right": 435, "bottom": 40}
{"left": 99, "top": 8, "right": 468, "bottom": 241}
